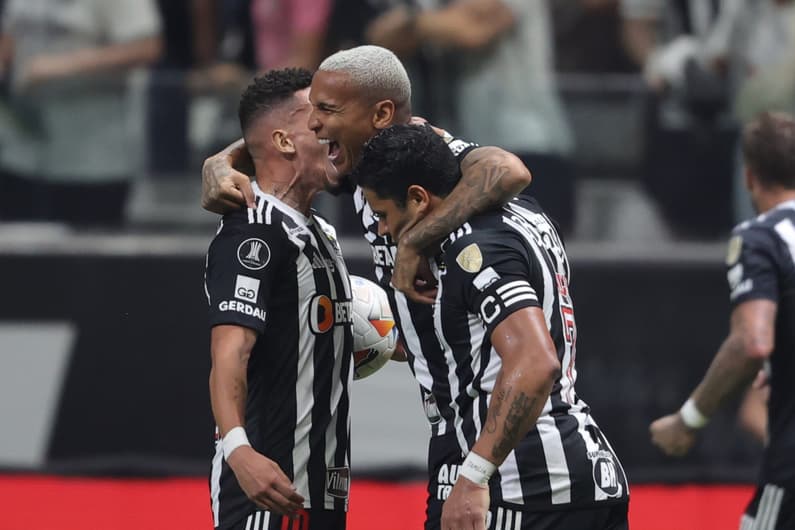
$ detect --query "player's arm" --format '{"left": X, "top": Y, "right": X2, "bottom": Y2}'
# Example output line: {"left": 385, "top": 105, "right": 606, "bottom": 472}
{"left": 650, "top": 228, "right": 779, "bottom": 456}
{"left": 201, "top": 138, "right": 256, "bottom": 213}
{"left": 442, "top": 307, "right": 560, "bottom": 529}
{"left": 366, "top": 0, "right": 514, "bottom": 57}
{"left": 650, "top": 300, "right": 775, "bottom": 456}
{"left": 394, "top": 146, "right": 532, "bottom": 303}
{"left": 210, "top": 325, "right": 306, "bottom": 515}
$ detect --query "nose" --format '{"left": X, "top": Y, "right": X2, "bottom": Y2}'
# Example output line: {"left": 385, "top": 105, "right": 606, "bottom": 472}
{"left": 377, "top": 218, "right": 389, "bottom": 237}
{"left": 308, "top": 109, "right": 321, "bottom": 133}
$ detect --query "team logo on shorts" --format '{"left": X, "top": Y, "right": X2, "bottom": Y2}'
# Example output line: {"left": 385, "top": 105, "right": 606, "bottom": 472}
{"left": 237, "top": 238, "right": 270, "bottom": 270}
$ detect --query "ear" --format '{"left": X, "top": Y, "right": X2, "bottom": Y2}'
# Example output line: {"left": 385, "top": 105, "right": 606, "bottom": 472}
{"left": 744, "top": 165, "right": 755, "bottom": 192}
{"left": 406, "top": 184, "right": 431, "bottom": 213}
{"left": 272, "top": 129, "right": 295, "bottom": 154}
{"left": 372, "top": 99, "right": 396, "bottom": 130}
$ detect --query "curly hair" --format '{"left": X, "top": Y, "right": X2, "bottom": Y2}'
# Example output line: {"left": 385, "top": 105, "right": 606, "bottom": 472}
{"left": 238, "top": 68, "right": 313, "bottom": 134}
{"left": 350, "top": 124, "right": 460, "bottom": 206}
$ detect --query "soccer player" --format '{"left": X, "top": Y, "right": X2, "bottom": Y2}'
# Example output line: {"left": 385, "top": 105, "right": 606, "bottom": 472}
{"left": 201, "top": 45, "right": 533, "bottom": 528}
{"left": 352, "top": 123, "right": 629, "bottom": 529}
{"left": 204, "top": 68, "right": 353, "bottom": 530}
{"left": 650, "top": 112, "right": 795, "bottom": 530}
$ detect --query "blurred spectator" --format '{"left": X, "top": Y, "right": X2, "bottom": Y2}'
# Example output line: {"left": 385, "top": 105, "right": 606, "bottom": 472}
{"left": 552, "top": 0, "right": 635, "bottom": 73}
{"left": 250, "top": 0, "right": 332, "bottom": 70}
{"left": 326, "top": 0, "right": 449, "bottom": 124}
{"left": 147, "top": 0, "right": 216, "bottom": 177}
{"left": 704, "top": 0, "right": 795, "bottom": 222}
{"left": 621, "top": 0, "right": 736, "bottom": 239}
{"left": 0, "top": 0, "right": 162, "bottom": 227}
{"left": 368, "top": 0, "right": 577, "bottom": 235}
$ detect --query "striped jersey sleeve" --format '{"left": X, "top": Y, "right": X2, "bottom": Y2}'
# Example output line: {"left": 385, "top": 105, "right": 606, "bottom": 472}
{"left": 206, "top": 216, "right": 290, "bottom": 333}
{"left": 726, "top": 224, "right": 782, "bottom": 308}
{"left": 441, "top": 228, "right": 540, "bottom": 335}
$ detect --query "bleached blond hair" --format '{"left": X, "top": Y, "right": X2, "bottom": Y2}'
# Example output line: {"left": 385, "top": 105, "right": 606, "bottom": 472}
{"left": 319, "top": 45, "right": 411, "bottom": 107}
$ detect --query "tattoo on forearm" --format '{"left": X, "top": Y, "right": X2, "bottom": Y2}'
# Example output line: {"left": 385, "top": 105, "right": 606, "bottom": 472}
{"left": 486, "top": 387, "right": 510, "bottom": 434}
{"left": 405, "top": 162, "right": 510, "bottom": 250}
{"left": 492, "top": 393, "right": 536, "bottom": 461}
{"left": 465, "top": 163, "right": 510, "bottom": 212}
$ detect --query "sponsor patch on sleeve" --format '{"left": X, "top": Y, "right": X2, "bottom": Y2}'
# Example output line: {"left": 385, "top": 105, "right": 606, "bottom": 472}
{"left": 237, "top": 238, "right": 270, "bottom": 270}
{"left": 234, "top": 275, "right": 260, "bottom": 303}
{"left": 472, "top": 267, "right": 500, "bottom": 291}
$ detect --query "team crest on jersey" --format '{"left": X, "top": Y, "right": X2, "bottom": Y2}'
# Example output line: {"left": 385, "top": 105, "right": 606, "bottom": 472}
{"left": 456, "top": 243, "right": 483, "bottom": 273}
{"left": 237, "top": 238, "right": 271, "bottom": 270}
{"left": 726, "top": 235, "right": 743, "bottom": 266}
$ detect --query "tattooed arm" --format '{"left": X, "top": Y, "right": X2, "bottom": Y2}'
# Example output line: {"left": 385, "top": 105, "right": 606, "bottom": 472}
{"left": 201, "top": 138, "right": 256, "bottom": 213}
{"left": 441, "top": 306, "right": 559, "bottom": 529}
{"left": 393, "top": 146, "right": 531, "bottom": 303}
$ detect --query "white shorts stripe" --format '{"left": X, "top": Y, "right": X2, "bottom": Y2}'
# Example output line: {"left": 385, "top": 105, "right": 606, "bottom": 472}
{"left": 513, "top": 510, "right": 522, "bottom": 530}
{"left": 495, "top": 507, "right": 504, "bottom": 529}
{"left": 739, "top": 514, "right": 754, "bottom": 530}
{"left": 755, "top": 484, "right": 784, "bottom": 530}
{"left": 245, "top": 513, "right": 253, "bottom": 530}
{"left": 210, "top": 440, "right": 223, "bottom": 527}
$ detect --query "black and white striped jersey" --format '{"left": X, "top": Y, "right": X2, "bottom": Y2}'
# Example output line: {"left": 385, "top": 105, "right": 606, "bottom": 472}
{"left": 205, "top": 183, "right": 353, "bottom": 529}
{"left": 727, "top": 199, "right": 795, "bottom": 489}
{"left": 352, "top": 134, "right": 478, "bottom": 435}
{"left": 430, "top": 195, "right": 628, "bottom": 510}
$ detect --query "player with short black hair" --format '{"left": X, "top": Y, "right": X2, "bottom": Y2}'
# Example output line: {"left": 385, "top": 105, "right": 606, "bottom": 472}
{"left": 651, "top": 112, "right": 795, "bottom": 530}
{"left": 205, "top": 68, "right": 352, "bottom": 530}
{"left": 357, "top": 124, "right": 630, "bottom": 530}
{"left": 352, "top": 124, "right": 461, "bottom": 205}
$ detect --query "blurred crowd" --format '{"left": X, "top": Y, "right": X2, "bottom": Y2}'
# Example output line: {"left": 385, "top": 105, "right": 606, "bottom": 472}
{"left": 0, "top": 0, "right": 793, "bottom": 239}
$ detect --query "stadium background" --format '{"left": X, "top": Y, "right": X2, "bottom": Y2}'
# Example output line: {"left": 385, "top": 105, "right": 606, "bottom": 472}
{"left": 1, "top": 0, "right": 793, "bottom": 528}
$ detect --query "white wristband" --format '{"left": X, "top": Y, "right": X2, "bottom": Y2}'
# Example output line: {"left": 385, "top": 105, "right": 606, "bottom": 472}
{"left": 679, "top": 398, "right": 709, "bottom": 429}
{"left": 459, "top": 451, "right": 496, "bottom": 487}
{"left": 222, "top": 426, "right": 251, "bottom": 460}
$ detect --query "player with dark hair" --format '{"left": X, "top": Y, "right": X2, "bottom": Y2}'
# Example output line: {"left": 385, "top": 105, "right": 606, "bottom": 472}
{"left": 205, "top": 68, "right": 352, "bottom": 530}
{"left": 650, "top": 112, "right": 795, "bottom": 530}
{"left": 200, "top": 45, "right": 533, "bottom": 529}
{"left": 353, "top": 124, "right": 629, "bottom": 530}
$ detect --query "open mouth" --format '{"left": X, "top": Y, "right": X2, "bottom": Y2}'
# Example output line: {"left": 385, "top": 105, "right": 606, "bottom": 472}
{"left": 319, "top": 138, "right": 342, "bottom": 165}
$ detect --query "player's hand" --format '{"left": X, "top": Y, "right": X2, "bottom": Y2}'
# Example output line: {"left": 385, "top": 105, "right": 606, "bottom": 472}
{"left": 441, "top": 476, "right": 490, "bottom": 530}
{"left": 201, "top": 149, "right": 255, "bottom": 214}
{"left": 226, "top": 446, "right": 305, "bottom": 516}
{"left": 390, "top": 336, "right": 408, "bottom": 362}
{"left": 650, "top": 412, "right": 697, "bottom": 457}
{"left": 392, "top": 243, "right": 437, "bottom": 304}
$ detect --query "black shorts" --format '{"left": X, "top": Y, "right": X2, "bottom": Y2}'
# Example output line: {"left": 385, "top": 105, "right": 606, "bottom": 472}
{"left": 741, "top": 483, "right": 794, "bottom": 530}
{"left": 226, "top": 508, "right": 345, "bottom": 530}
{"left": 423, "top": 432, "right": 629, "bottom": 530}
{"left": 486, "top": 502, "right": 628, "bottom": 530}
{"left": 425, "top": 431, "right": 465, "bottom": 530}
